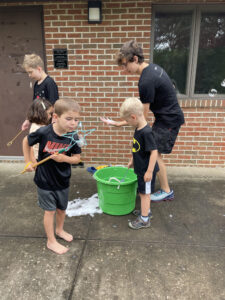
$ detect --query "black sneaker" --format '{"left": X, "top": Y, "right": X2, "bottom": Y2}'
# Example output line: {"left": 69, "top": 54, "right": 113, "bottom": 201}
{"left": 132, "top": 209, "right": 153, "bottom": 219}
{"left": 78, "top": 161, "right": 84, "bottom": 167}
{"left": 128, "top": 216, "right": 151, "bottom": 230}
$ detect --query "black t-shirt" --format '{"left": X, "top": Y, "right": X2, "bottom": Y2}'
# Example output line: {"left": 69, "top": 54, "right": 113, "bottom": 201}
{"left": 28, "top": 124, "right": 81, "bottom": 191}
{"left": 138, "top": 64, "right": 184, "bottom": 128}
{"left": 132, "top": 124, "right": 157, "bottom": 177}
{"left": 33, "top": 76, "right": 59, "bottom": 104}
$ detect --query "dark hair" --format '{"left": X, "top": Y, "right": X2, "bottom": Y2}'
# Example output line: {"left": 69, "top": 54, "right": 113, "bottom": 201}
{"left": 115, "top": 40, "right": 145, "bottom": 66}
{"left": 27, "top": 98, "right": 53, "bottom": 125}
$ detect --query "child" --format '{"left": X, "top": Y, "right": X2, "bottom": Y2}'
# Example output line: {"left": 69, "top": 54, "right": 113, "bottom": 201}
{"left": 22, "top": 99, "right": 81, "bottom": 254}
{"left": 21, "top": 53, "right": 59, "bottom": 131}
{"left": 120, "top": 97, "right": 158, "bottom": 229}
{"left": 27, "top": 98, "right": 53, "bottom": 159}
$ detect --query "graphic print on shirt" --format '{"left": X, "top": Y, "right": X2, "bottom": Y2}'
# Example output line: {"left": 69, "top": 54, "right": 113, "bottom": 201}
{"left": 132, "top": 137, "right": 140, "bottom": 153}
{"left": 43, "top": 141, "right": 70, "bottom": 154}
{"left": 35, "top": 90, "right": 45, "bottom": 100}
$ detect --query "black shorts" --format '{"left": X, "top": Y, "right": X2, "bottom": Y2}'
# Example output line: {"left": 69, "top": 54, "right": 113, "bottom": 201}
{"left": 152, "top": 124, "right": 181, "bottom": 154}
{"left": 37, "top": 187, "right": 69, "bottom": 211}
{"left": 137, "top": 176, "right": 151, "bottom": 195}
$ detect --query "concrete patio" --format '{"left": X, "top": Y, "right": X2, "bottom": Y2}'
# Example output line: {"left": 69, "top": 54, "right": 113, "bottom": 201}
{"left": 0, "top": 163, "right": 225, "bottom": 300}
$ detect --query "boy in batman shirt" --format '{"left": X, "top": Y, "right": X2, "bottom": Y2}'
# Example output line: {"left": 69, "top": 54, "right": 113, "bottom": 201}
{"left": 120, "top": 97, "right": 158, "bottom": 229}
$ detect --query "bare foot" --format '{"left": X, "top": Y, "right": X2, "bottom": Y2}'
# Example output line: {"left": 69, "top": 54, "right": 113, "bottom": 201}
{"left": 47, "top": 240, "right": 69, "bottom": 254}
{"left": 56, "top": 230, "right": 73, "bottom": 242}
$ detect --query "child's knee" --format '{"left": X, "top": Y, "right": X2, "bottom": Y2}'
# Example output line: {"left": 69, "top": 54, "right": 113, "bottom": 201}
{"left": 44, "top": 210, "right": 55, "bottom": 216}
{"left": 56, "top": 208, "right": 66, "bottom": 215}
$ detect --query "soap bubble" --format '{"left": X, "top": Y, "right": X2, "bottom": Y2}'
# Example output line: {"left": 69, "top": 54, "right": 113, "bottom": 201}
{"left": 76, "top": 136, "right": 86, "bottom": 148}
{"left": 221, "top": 79, "right": 225, "bottom": 87}
{"left": 208, "top": 89, "right": 217, "bottom": 97}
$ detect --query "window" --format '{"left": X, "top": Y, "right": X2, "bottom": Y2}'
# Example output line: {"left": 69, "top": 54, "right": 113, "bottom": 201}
{"left": 152, "top": 5, "right": 225, "bottom": 98}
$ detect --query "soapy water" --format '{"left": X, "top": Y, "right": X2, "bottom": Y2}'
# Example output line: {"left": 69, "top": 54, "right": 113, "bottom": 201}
{"left": 208, "top": 88, "right": 217, "bottom": 97}
{"left": 66, "top": 193, "right": 102, "bottom": 217}
{"left": 208, "top": 79, "right": 225, "bottom": 97}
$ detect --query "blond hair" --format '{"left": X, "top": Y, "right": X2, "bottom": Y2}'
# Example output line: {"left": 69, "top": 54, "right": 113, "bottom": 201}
{"left": 54, "top": 99, "right": 81, "bottom": 117}
{"left": 120, "top": 97, "right": 144, "bottom": 119}
{"left": 22, "top": 53, "right": 44, "bottom": 70}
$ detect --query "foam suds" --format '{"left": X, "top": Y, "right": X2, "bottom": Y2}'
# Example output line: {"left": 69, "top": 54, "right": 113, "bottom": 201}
{"left": 66, "top": 193, "right": 102, "bottom": 217}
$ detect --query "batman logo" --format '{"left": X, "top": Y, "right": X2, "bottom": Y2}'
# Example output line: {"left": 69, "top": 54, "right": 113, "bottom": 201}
{"left": 132, "top": 137, "right": 140, "bottom": 152}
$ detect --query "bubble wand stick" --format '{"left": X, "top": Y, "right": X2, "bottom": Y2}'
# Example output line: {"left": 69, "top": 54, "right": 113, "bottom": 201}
{"left": 20, "top": 148, "right": 66, "bottom": 174}
{"left": 21, "top": 124, "right": 96, "bottom": 174}
{"left": 7, "top": 130, "right": 24, "bottom": 147}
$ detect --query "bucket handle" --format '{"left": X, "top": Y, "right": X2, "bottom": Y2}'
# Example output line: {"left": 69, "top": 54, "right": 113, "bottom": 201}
{"left": 108, "top": 177, "right": 121, "bottom": 189}
{"left": 108, "top": 177, "right": 121, "bottom": 183}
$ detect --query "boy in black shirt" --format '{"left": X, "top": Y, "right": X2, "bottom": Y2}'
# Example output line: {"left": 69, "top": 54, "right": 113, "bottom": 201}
{"left": 120, "top": 97, "right": 158, "bottom": 229}
{"left": 21, "top": 54, "right": 59, "bottom": 131}
{"left": 22, "top": 99, "right": 81, "bottom": 254}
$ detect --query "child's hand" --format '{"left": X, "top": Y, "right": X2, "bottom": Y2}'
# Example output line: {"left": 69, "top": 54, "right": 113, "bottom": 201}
{"left": 127, "top": 159, "right": 133, "bottom": 169}
{"left": 21, "top": 120, "right": 31, "bottom": 131}
{"left": 100, "top": 117, "right": 117, "bottom": 126}
{"left": 144, "top": 171, "right": 153, "bottom": 182}
{"left": 24, "top": 161, "right": 35, "bottom": 172}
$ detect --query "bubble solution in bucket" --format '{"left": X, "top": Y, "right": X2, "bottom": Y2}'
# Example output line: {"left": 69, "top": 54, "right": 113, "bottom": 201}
{"left": 93, "top": 166, "right": 137, "bottom": 215}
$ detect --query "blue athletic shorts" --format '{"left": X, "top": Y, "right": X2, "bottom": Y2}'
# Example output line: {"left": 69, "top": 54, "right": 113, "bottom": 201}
{"left": 137, "top": 176, "right": 151, "bottom": 195}
{"left": 37, "top": 187, "right": 69, "bottom": 211}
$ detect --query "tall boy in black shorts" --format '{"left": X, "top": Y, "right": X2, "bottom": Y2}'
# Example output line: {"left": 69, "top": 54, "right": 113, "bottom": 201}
{"left": 102, "top": 40, "right": 184, "bottom": 202}
{"left": 120, "top": 97, "right": 158, "bottom": 229}
{"left": 22, "top": 99, "right": 81, "bottom": 254}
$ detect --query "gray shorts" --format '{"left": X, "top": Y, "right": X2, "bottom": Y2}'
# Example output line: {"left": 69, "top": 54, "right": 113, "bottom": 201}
{"left": 37, "top": 187, "right": 69, "bottom": 211}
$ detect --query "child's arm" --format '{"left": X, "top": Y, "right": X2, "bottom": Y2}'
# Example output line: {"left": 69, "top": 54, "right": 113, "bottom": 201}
{"left": 22, "top": 136, "right": 35, "bottom": 172}
{"left": 51, "top": 153, "right": 81, "bottom": 165}
{"left": 21, "top": 119, "right": 31, "bottom": 131}
{"left": 144, "top": 149, "right": 158, "bottom": 182}
{"left": 127, "top": 156, "right": 134, "bottom": 169}
{"left": 100, "top": 117, "right": 127, "bottom": 127}
{"left": 46, "top": 77, "right": 59, "bottom": 104}
{"left": 29, "top": 147, "right": 37, "bottom": 165}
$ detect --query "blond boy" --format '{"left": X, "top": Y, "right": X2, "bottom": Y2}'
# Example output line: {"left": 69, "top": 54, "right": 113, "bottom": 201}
{"left": 120, "top": 97, "right": 158, "bottom": 229}
{"left": 22, "top": 54, "right": 58, "bottom": 130}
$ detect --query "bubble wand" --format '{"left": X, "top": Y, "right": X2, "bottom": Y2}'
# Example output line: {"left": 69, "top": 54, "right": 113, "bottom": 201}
{"left": 21, "top": 123, "right": 96, "bottom": 174}
{"left": 7, "top": 130, "right": 24, "bottom": 147}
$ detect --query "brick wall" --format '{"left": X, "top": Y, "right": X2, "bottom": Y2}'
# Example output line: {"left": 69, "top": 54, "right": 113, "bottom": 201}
{"left": 1, "top": 0, "right": 225, "bottom": 167}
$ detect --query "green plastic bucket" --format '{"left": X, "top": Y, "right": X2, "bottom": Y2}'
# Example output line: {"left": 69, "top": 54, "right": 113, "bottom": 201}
{"left": 93, "top": 166, "right": 137, "bottom": 215}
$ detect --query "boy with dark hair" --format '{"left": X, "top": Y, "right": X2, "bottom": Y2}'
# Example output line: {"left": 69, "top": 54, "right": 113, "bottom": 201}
{"left": 23, "top": 99, "right": 81, "bottom": 254}
{"left": 102, "top": 40, "right": 185, "bottom": 202}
